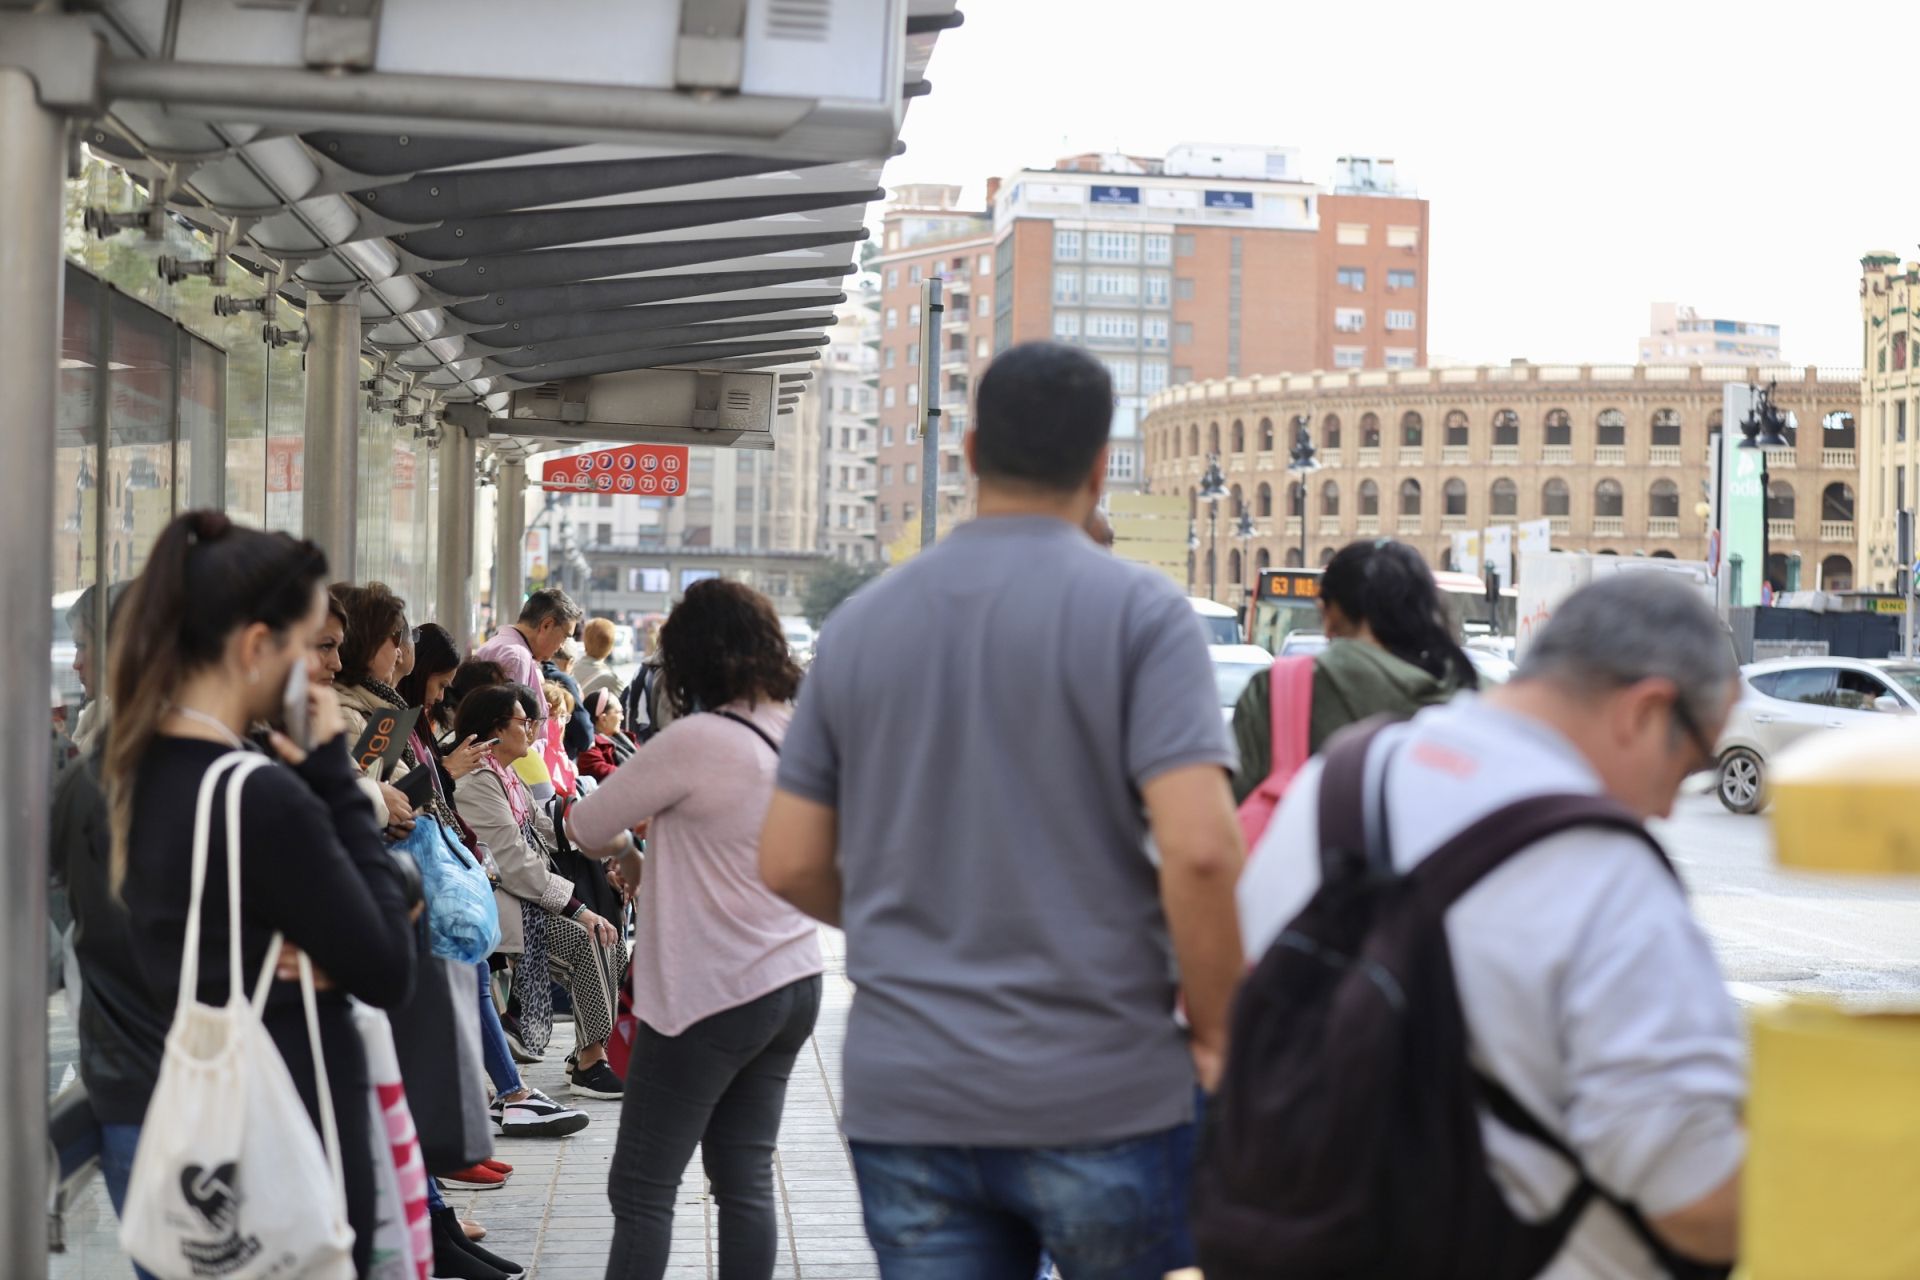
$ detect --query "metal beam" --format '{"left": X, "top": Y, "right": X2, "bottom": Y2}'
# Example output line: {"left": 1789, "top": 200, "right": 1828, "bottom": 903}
{"left": 0, "top": 64, "right": 63, "bottom": 1280}
{"left": 493, "top": 459, "right": 527, "bottom": 623}
{"left": 302, "top": 291, "right": 363, "bottom": 575}
{"left": 435, "top": 425, "right": 476, "bottom": 645}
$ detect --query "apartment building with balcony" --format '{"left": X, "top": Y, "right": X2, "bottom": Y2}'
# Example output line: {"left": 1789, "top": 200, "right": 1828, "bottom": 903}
{"left": 814, "top": 281, "right": 882, "bottom": 564}
{"left": 1142, "top": 361, "right": 1861, "bottom": 604}
{"left": 871, "top": 184, "right": 994, "bottom": 557}
{"left": 1860, "top": 253, "right": 1920, "bottom": 591}
{"left": 1640, "top": 302, "right": 1783, "bottom": 366}
{"left": 989, "top": 147, "right": 1430, "bottom": 491}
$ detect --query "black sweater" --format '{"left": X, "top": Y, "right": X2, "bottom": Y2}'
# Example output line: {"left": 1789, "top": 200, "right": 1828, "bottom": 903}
{"left": 124, "top": 735, "right": 416, "bottom": 1120}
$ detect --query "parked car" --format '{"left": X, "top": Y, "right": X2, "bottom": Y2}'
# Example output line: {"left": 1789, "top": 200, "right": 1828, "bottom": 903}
{"left": 1713, "top": 657, "right": 1920, "bottom": 814}
{"left": 780, "top": 616, "right": 817, "bottom": 666}
{"left": 1277, "top": 630, "right": 1328, "bottom": 659}
{"left": 1210, "top": 644, "right": 1273, "bottom": 724}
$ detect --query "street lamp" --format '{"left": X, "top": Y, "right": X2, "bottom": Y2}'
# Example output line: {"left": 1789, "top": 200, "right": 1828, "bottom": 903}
{"left": 1234, "top": 509, "right": 1256, "bottom": 605}
{"left": 1286, "top": 422, "right": 1321, "bottom": 569}
{"left": 1199, "top": 455, "right": 1228, "bottom": 601}
{"left": 1740, "top": 381, "right": 1793, "bottom": 601}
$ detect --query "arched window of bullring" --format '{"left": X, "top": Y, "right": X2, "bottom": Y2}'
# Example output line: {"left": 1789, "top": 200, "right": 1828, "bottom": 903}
{"left": 1285, "top": 547, "right": 1304, "bottom": 568}
{"left": 1491, "top": 478, "right": 1518, "bottom": 517}
{"left": 1321, "top": 479, "right": 1340, "bottom": 516}
{"left": 1188, "top": 424, "right": 1199, "bottom": 455}
{"left": 1260, "top": 417, "right": 1276, "bottom": 450}
{"left": 1444, "top": 410, "right": 1469, "bottom": 447}
{"left": 1400, "top": 479, "right": 1423, "bottom": 516}
{"left": 1257, "top": 482, "right": 1273, "bottom": 517}
{"left": 1361, "top": 413, "right": 1382, "bottom": 447}
{"left": 1767, "top": 481, "right": 1795, "bottom": 522}
{"left": 1256, "top": 547, "right": 1272, "bottom": 573}
{"left": 1228, "top": 549, "right": 1242, "bottom": 586}
{"left": 1543, "top": 478, "right": 1571, "bottom": 517}
{"left": 1595, "top": 479, "right": 1624, "bottom": 518}
{"left": 1229, "top": 484, "right": 1244, "bottom": 518}
{"left": 1319, "top": 546, "right": 1336, "bottom": 568}
{"left": 1821, "top": 555, "right": 1854, "bottom": 590}
{"left": 1231, "top": 419, "right": 1246, "bottom": 453}
{"left": 1545, "top": 409, "right": 1572, "bottom": 448}
{"left": 1652, "top": 409, "right": 1682, "bottom": 447}
{"left": 1322, "top": 414, "right": 1342, "bottom": 449}
{"left": 1358, "top": 479, "right": 1380, "bottom": 516}
{"left": 1402, "top": 411, "right": 1424, "bottom": 447}
{"left": 1650, "top": 480, "right": 1681, "bottom": 520}
{"left": 1444, "top": 479, "right": 1468, "bottom": 517}
{"left": 1208, "top": 421, "right": 1221, "bottom": 455}
{"left": 1823, "top": 411, "right": 1856, "bottom": 447}
{"left": 1822, "top": 483, "right": 1854, "bottom": 523}
{"left": 1493, "top": 409, "right": 1519, "bottom": 446}
{"left": 1597, "top": 409, "right": 1626, "bottom": 448}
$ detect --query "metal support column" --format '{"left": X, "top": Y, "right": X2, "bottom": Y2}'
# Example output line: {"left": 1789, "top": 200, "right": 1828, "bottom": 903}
{"left": 494, "top": 459, "right": 527, "bottom": 625}
{"left": 0, "top": 65, "right": 65, "bottom": 1278}
{"left": 917, "top": 276, "right": 943, "bottom": 551}
{"left": 435, "top": 423, "right": 477, "bottom": 644}
{"left": 302, "top": 290, "right": 362, "bottom": 576}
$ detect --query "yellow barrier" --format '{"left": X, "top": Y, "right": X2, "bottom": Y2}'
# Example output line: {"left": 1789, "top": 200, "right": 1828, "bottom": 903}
{"left": 1769, "top": 719, "right": 1920, "bottom": 875}
{"left": 1745, "top": 1001, "right": 1920, "bottom": 1277}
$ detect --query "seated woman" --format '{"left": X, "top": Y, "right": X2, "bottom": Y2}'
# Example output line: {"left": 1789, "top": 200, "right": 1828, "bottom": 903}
{"left": 577, "top": 689, "right": 638, "bottom": 782}
{"left": 453, "top": 684, "right": 631, "bottom": 1100}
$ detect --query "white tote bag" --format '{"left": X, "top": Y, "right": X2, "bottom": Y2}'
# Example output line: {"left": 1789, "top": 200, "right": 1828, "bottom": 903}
{"left": 120, "top": 751, "right": 357, "bottom": 1280}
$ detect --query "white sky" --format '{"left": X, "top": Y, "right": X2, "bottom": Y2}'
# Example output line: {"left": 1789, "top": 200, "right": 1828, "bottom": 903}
{"left": 882, "top": 0, "right": 1911, "bottom": 370}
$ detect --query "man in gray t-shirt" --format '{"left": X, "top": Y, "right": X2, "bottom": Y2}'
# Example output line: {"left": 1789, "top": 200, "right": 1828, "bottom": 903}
{"left": 763, "top": 342, "right": 1245, "bottom": 1280}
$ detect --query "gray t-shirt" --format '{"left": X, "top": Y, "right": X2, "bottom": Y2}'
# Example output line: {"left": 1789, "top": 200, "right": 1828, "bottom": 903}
{"left": 779, "top": 515, "right": 1235, "bottom": 1147}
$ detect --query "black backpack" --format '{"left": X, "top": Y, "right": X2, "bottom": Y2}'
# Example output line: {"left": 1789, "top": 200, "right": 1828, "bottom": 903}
{"left": 1192, "top": 719, "right": 1733, "bottom": 1280}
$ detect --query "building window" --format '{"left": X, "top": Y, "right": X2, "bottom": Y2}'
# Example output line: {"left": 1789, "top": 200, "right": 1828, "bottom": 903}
{"left": 909, "top": 304, "right": 920, "bottom": 326}
{"left": 885, "top": 308, "right": 897, "bottom": 329}
{"left": 1384, "top": 349, "right": 1416, "bottom": 370}
{"left": 1141, "top": 361, "right": 1169, "bottom": 393}
{"left": 1145, "top": 233, "right": 1172, "bottom": 264}
{"left": 1174, "top": 321, "right": 1194, "bottom": 346}
{"left": 1087, "top": 270, "right": 1139, "bottom": 299}
{"left": 1143, "top": 316, "right": 1169, "bottom": 349}
{"left": 1401, "top": 411, "right": 1424, "bottom": 447}
{"left": 886, "top": 268, "right": 898, "bottom": 289}
{"left": 903, "top": 502, "right": 915, "bottom": 524}
{"left": 884, "top": 346, "right": 896, "bottom": 369}
{"left": 1175, "top": 233, "right": 1196, "bottom": 257}
{"left": 1053, "top": 269, "right": 1081, "bottom": 304}
{"left": 880, "top": 465, "right": 893, "bottom": 485}
{"left": 909, "top": 264, "right": 923, "bottom": 284}
{"left": 882, "top": 426, "right": 895, "bottom": 446}
{"left": 1651, "top": 480, "right": 1681, "bottom": 520}
{"left": 1388, "top": 269, "right": 1417, "bottom": 289}
{"left": 1053, "top": 311, "right": 1080, "bottom": 340}
{"left": 1102, "top": 358, "right": 1138, "bottom": 392}
{"left": 1176, "top": 277, "right": 1196, "bottom": 301}
{"left": 907, "top": 383, "right": 918, "bottom": 406}
{"left": 1490, "top": 478, "right": 1518, "bottom": 516}
{"left": 1337, "top": 267, "right": 1366, "bottom": 291}
{"left": 1108, "top": 449, "right": 1137, "bottom": 480}
{"left": 1086, "top": 312, "right": 1139, "bottom": 341}
{"left": 1594, "top": 479, "right": 1624, "bottom": 519}
{"left": 1322, "top": 414, "right": 1341, "bottom": 449}
{"left": 1144, "top": 272, "right": 1171, "bottom": 307}
{"left": 1090, "top": 231, "right": 1140, "bottom": 262}
{"left": 1900, "top": 400, "right": 1908, "bottom": 444}
{"left": 1358, "top": 479, "right": 1379, "bottom": 515}
{"left": 1597, "top": 408, "right": 1626, "bottom": 447}
{"left": 1336, "top": 223, "right": 1369, "bottom": 246}
{"left": 1399, "top": 479, "right": 1422, "bottom": 517}
{"left": 906, "top": 463, "right": 917, "bottom": 484}
{"left": 1054, "top": 229, "right": 1082, "bottom": 261}
{"left": 1321, "top": 479, "right": 1340, "bottom": 516}
{"left": 1386, "top": 225, "right": 1420, "bottom": 248}
{"left": 1444, "top": 410, "right": 1469, "bottom": 447}
{"left": 906, "top": 342, "right": 919, "bottom": 366}
{"left": 1443, "top": 479, "right": 1468, "bottom": 517}
{"left": 1543, "top": 478, "right": 1571, "bottom": 517}
{"left": 1335, "top": 307, "right": 1366, "bottom": 333}
{"left": 1545, "top": 408, "right": 1572, "bottom": 447}
{"left": 1333, "top": 346, "right": 1366, "bottom": 369}
{"left": 883, "top": 386, "right": 896, "bottom": 408}
{"left": 1493, "top": 409, "right": 1519, "bottom": 446}
{"left": 979, "top": 256, "right": 992, "bottom": 275}
{"left": 877, "top": 503, "right": 889, "bottom": 523}
{"left": 1386, "top": 310, "right": 1416, "bottom": 331}
{"left": 1651, "top": 408, "right": 1682, "bottom": 446}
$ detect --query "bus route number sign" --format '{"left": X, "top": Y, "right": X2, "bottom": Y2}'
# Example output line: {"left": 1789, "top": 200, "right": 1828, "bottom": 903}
{"left": 1263, "top": 572, "right": 1321, "bottom": 600}
{"left": 540, "top": 445, "right": 691, "bottom": 497}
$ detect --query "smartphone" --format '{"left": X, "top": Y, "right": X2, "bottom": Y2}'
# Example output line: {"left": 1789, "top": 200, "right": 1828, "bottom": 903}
{"left": 395, "top": 765, "right": 436, "bottom": 809}
{"left": 281, "top": 658, "right": 311, "bottom": 748}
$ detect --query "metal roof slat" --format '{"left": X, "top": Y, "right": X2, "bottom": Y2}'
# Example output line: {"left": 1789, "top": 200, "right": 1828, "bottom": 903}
{"left": 351, "top": 151, "right": 813, "bottom": 222}
{"left": 414, "top": 226, "right": 864, "bottom": 294}
{"left": 445, "top": 267, "right": 850, "bottom": 324}
{"left": 499, "top": 335, "right": 830, "bottom": 385}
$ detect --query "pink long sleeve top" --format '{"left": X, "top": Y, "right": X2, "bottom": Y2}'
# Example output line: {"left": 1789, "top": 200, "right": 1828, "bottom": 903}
{"left": 568, "top": 700, "right": 822, "bottom": 1036}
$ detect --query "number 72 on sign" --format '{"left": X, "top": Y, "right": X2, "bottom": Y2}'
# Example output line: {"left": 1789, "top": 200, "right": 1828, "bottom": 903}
{"left": 539, "top": 445, "right": 691, "bottom": 497}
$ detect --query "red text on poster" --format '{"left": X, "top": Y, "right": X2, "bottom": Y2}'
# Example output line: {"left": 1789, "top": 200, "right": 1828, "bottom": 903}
{"left": 540, "top": 445, "right": 691, "bottom": 498}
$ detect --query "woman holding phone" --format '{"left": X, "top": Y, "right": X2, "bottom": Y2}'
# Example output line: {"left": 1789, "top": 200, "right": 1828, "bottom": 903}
{"left": 104, "top": 511, "right": 417, "bottom": 1279}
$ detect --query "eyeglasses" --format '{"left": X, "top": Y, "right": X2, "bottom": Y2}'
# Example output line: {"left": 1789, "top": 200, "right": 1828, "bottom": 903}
{"left": 506, "top": 715, "right": 549, "bottom": 731}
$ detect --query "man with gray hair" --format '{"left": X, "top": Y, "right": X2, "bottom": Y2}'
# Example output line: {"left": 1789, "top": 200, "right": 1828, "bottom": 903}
{"left": 475, "top": 586, "right": 583, "bottom": 693}
{"left": 1237, "top": 574, "right": 1746, "bottom": 1276}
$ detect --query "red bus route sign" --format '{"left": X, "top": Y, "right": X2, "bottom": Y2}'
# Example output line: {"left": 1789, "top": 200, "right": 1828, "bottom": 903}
{"left": 540, "top": 445, "right": 691, "bottom": 497}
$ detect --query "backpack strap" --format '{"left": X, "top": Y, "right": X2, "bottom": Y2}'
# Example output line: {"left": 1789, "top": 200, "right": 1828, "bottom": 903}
{"left": 1408, "top": 792, "right": 1675, "bottom": 911}
{"left": 1314, "top": 716, "right": 1402, "bottom": 885}
{"left": 714, "top": 710, "right": 781, "bottom": 756}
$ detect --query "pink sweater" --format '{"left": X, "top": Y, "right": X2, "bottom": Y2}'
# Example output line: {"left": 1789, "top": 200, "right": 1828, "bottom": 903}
{"left": 568, "top": 701, "right": 822, "bottom": 1036}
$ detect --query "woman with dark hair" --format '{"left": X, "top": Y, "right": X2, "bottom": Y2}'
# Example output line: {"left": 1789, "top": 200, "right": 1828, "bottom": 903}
{"left": 575, "top": 688, "right": 637, "bottom": 782}
{"left": 102, "top": 511, "right": 417, "bottom": 1279}
{"left": 1231, "top": 538, "right": 1477, "bottom": 802}
{"left": 567, "top": 579, "right": 823, "bottom": 1280}
{"left": 436, "top": 657, "right": 509, "bottom": 736}
{"left": 453, "top": 684, "right": 631, "bottom": 1100}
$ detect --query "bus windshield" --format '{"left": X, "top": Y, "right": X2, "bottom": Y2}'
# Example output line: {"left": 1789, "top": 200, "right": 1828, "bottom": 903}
{"left": 1249, "top": 569, "right": 1324, "bottom": 654}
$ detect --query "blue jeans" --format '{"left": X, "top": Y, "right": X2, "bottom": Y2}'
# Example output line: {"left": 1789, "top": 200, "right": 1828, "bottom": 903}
{"left": 477, "top": 961, "right": 524, "bottom": 1096}
{"left": 849, "top": 1122, "right": 1196, "bottom": 1280}
{"left": 100, "top": 1124, "right": 159, "bottom": 1280}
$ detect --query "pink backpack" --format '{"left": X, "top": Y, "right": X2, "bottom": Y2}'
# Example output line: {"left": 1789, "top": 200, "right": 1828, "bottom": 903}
{"left": 1236, "top": 656, "right": 1316, "bottom": 852}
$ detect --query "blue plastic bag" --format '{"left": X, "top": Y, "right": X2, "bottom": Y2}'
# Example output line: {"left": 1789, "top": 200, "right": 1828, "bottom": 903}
{"left": 394, "top": 817, "right": 501, "bottom": 965}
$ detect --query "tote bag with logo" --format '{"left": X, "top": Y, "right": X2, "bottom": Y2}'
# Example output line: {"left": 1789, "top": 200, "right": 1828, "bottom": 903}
{"left": 120, "top": 751, "right": 356, "bottom": 1280}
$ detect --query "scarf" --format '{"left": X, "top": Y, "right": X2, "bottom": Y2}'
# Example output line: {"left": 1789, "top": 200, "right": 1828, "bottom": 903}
{"left": 481, "top": 752, "right": 532, "bottom": 828}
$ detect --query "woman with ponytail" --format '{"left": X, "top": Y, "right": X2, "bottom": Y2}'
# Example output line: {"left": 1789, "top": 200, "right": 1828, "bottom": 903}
{"left": 103, "top": 511, "right": 418, "bottom": 1278}
{"left": 1230, "top": 538, "right": 1478, "bottom": 802}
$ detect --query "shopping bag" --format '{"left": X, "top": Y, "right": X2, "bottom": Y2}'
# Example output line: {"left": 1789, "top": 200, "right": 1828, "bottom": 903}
{"left": 393, "top": 818, "right": 501, "bottom": 964}
{"left": 353, "top": 1003, "right": 430, "bottom": 1280}
{"left": 1235, "top": 656, "right": 1316, "bottom": 851}
{"left": 1745, "top": 1000, "right": 1920, "bottom": 1278}
{"left": 389, "top": 952, "right": 494, "bottom": 1175}
{"left": 606, "top": 953, "right": 639, "bottom": 1079}
{"left": 120, "top": 752, "right": 355, "bottom": 1280}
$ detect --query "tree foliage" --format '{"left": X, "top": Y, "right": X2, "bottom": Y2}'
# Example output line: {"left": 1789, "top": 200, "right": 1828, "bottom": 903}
{"left": 802, "top": 559, "right": 883, "bottom": 628}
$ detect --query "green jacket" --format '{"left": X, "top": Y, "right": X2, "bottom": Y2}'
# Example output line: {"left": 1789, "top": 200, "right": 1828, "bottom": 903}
{"left": 1230, "top": 640, "right": 1461, "bottom": 804}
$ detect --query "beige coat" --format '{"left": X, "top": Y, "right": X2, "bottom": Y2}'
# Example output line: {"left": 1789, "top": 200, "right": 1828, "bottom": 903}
{"left": 453, "top": 765, "right": 573, "bottom": 953}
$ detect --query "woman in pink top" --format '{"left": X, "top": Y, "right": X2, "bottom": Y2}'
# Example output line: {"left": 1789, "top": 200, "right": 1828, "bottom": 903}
{"left": 568, "top": 579, "right": 823, "bottom": 1280}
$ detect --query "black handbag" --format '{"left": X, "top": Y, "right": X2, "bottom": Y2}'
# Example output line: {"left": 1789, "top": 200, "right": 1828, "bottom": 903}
{"left": 388, "top": 940, "right": 494, "bottom": 1174}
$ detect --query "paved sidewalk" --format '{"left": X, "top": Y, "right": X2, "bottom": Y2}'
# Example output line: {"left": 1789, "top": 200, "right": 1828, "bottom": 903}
{"left": 49, "top": 931, "right": 875, "bottom": 1279}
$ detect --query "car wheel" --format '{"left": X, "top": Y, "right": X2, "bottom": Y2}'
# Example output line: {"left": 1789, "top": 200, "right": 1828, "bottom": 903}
{"left": 1717, "top": 747, "right": 1765, "bottom": 815}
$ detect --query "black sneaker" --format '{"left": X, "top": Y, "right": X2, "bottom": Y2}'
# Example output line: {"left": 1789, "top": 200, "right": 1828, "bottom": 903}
{"left": 430, "top": 1209, "right": 511, "bottom": 1280}
{"left": 490, "top": 1088, "right": 590, "bottom": 1137}
{"left": 449, "top": 1222, "right": 527, "bottom": 1279}
{"left": 568, "top": 1056, "right": 624, "bottom": 1100}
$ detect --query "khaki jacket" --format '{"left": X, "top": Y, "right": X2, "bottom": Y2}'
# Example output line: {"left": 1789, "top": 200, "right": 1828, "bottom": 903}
{"left": 453, "top": 765, "right": 573, "bottom": 953}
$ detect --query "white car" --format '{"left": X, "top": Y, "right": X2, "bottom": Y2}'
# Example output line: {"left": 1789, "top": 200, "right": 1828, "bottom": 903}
{"left": 1211, "top": 644, "right": 1274, "bottom": 724}
{"left": 780, "top": 616, "right": 817, "bottom": 665}
{"left": 1713, "top": 656, "right": 1920, "bottom": 814}
{"left": 1190, "top": 596, "right": 1244, "bottom": 647}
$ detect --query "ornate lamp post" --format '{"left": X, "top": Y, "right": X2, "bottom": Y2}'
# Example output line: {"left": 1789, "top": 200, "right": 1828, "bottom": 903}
{"left": 1234, "top": 509, "right": 1256, "bottom": 607}
{"left": 1740, "top": 380, "right": 1791, "bottom": 601}
{"left": 1286, "top": 422, "right": 1320, "bottom": 568}
{"left": 1199, "top": 454, "right": 1227, "bottom": 601}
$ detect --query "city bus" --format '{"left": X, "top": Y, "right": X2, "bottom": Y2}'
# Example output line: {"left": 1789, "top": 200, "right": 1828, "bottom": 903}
{"left": 1249, "top": 567, "right": 1517, "bottom": 654}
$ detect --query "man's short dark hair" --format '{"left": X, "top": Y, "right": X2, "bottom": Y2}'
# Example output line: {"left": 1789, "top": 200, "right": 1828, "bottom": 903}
{"left": 973, "top": 343, "right": 1113, "bottom": 493}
